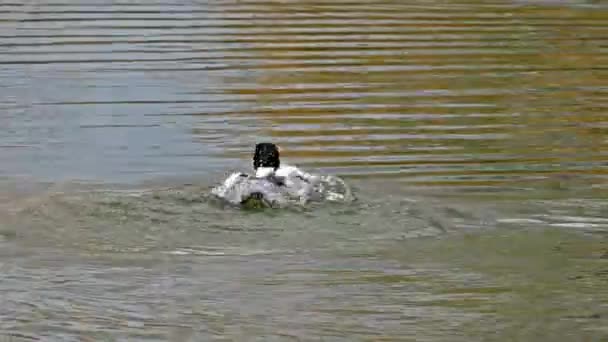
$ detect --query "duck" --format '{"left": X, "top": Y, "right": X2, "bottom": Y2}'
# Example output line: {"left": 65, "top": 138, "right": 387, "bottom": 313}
{"left": 211, "top": 143, "right": 320, "bottom": 207}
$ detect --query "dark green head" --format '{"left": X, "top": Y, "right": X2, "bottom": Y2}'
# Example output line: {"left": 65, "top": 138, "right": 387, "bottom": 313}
{"left": 253, "top": 143, "right": 280, "bottom": 171}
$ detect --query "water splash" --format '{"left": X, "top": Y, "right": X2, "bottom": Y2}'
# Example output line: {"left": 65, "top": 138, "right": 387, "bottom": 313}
{"left": 210, "top": 171, "right": 355, "bottom": 209}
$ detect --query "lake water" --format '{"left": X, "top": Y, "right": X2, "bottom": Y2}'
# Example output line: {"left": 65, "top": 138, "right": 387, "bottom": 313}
{"left": 1, "top": 0, "right": 608, "bottom": 340}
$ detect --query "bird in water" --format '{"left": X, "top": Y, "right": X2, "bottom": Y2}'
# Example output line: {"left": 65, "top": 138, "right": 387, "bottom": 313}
{"left": 212, "top": 142, "right": 343, "bottom": 208}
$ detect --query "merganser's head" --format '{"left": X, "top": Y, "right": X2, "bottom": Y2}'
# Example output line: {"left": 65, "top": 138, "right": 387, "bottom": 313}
{"left": 253, "top": 143, "right": 280, "bottom": 177}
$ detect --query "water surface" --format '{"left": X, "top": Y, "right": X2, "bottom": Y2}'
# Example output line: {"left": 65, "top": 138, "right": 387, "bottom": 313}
{"left": 1, "top": 0, "right": 608, "bottom": 340}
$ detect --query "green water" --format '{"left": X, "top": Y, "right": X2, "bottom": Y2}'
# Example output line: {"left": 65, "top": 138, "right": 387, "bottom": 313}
{"left": 1, "top": 0, "right": 608, "bottom": 340}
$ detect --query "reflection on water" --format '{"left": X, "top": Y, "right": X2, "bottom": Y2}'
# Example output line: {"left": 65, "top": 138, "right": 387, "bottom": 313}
{"left": 1, "top": 0, "right": 608, "bottom": 340}
{"left": 217, "top": 1, "right": 608, "bottom": 196}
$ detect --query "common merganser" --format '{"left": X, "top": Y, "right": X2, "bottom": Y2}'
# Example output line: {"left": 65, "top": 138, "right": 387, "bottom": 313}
{"left": 211, "top": 143, "right": 320, "bottom": 207}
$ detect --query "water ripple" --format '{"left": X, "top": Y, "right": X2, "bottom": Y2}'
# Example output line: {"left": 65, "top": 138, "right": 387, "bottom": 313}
{"left": 2, "top": 2, "right": 608, "bottom": 341}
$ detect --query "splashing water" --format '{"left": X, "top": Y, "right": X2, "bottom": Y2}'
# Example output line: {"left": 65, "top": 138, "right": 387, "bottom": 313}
{"left": 314, "top": 175, "right": 356, "bottom": 203}
{"left": 211, "top": 172, "right": 355, "bottom": 208}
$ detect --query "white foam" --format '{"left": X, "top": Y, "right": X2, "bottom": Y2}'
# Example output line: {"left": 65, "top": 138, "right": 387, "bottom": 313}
{"left": 211, "top": 169, "right": 354, "bottom": 207}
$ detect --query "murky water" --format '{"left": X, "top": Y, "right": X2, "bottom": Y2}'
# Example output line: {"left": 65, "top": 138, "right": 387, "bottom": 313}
{"left": 1, "top": 0, "right": 608, "bottom": 340}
